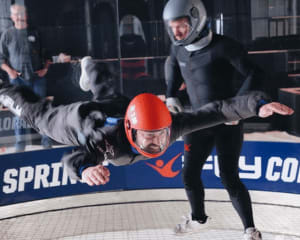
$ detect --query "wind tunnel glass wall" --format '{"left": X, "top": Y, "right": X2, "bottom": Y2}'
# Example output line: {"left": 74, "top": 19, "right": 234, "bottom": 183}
{"left": 1, "top": 0, "right": 300, "bottom": 153}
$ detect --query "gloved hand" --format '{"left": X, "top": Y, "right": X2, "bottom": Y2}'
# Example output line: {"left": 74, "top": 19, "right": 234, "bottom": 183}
{"left": 166, "top": 97, "right": 184, "bottom": 113}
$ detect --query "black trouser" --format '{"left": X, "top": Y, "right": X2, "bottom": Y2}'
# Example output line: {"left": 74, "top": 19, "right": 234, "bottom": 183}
{"left": 182, "top": 123, "right": 254, "bottom": 229}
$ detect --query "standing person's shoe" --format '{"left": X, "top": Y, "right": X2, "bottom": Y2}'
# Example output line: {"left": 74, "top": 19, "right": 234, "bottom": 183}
{"left": 174, "top": 214, "right": 209, "bottom": 234}
{"left": 79, "top": 56, "right": 93, "bottom": 91}
{"left": 244, "top": 227, "right": 262, "bottom": 240}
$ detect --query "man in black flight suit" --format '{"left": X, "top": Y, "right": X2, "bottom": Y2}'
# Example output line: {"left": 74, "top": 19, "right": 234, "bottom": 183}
{"left": 163, "top": 0, "right": 268, "bottom": 239}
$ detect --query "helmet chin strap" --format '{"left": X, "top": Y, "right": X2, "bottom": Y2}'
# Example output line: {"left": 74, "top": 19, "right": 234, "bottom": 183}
{"left": 185, "top": 30, "right": 212, "bottom": 52}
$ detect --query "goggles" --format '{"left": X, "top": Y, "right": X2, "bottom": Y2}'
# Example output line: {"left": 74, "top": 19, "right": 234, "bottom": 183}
{"left": 133, "top": 127, "right": 170, "bottom": 155}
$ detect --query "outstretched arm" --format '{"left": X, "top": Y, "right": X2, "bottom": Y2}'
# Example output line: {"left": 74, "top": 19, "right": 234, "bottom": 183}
{"left": 61, "top": 147, "right": 107, "bottom": 184}
{"left": 171, "top": 91, "right": 294, "bottom": 140}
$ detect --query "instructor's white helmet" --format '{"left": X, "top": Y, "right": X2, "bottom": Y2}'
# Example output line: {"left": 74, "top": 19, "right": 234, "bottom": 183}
{"left": 163, "top": 0, "right": 207, "bottom": 46}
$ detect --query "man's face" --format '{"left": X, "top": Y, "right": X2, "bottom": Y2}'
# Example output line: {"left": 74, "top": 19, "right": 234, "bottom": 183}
{"left": 11, "top": 6, "right": 27, "bottom": 29}
{"left": 135, "top": 129, "right": 169, "bottom": 154}
{"left": 168, "top": 17, "right": 190, "bottom": 41}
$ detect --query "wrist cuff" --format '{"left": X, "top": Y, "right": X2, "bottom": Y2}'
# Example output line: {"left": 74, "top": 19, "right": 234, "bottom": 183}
{"left": 78, "top": 164, "right": 94, "bottom": 178}
{"left": 256, "top": 99, "right": 269, "bottom": 114}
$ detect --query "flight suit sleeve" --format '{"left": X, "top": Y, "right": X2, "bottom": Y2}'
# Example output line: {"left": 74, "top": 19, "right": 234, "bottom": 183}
{"left": 61, "top": 147, "right": 104, "bottom": 180}
{"left": 225, "top": 38, "right": 265, "bottom": 95}
{"left": 165, "top": 45, "right": 185, "bottom": 98}
{"left": 171, "top": 91, "right": 270, "bottom": 140}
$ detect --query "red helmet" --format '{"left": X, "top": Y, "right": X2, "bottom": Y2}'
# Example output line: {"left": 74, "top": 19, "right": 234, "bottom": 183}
{"left": 125, "top": 93, "right": 172, "bottom": 158}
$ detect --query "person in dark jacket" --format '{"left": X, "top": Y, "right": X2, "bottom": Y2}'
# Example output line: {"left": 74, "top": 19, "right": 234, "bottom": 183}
{"left": 0, "top": 58, "right": 292, "bottom": 202}
{"left": 0, "top": 4, "right": 51, "bottom": 151}
{"left": 162, "top": 0, "right": 268, "bottom": 239}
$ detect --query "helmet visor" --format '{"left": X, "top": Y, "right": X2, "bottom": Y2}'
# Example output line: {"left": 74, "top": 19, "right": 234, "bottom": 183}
{"left": 133, "top": 127, "right": 171, "bottom": 155}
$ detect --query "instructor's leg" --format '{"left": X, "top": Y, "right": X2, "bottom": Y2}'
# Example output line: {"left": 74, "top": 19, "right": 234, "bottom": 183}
{"left": 216, "top": 124, "right": 255, "bottom": 229}
{"left": 183, "top": 129, "right": 215, "bottom": 222}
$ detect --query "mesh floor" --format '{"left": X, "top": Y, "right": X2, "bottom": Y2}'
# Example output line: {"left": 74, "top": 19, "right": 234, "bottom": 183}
{"left": 1, "top": 197, "right": 300, "bottom": 240}
{"left": 57, "top": 229, "right": 300, "bottom": 240}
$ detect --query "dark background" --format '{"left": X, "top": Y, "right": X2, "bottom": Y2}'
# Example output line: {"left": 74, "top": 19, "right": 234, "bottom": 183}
{"left": 1, "top": 0, "right": 300, "bottom": 100}
{"left": 1, "top": 0, "right": 300, "bottom": 134}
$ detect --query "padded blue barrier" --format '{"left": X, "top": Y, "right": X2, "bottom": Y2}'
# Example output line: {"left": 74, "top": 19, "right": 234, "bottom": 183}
{"left": 0, "top": 141, "right": 300, "bottom": 206}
